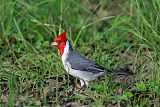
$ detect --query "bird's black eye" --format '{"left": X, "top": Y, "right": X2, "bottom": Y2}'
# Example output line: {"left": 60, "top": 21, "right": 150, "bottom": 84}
{"left": 58, "top": 40, "right": 62, "bottom": 43}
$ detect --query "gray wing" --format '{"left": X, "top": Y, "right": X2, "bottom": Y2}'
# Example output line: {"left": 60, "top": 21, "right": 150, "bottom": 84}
{"left": 67, "top": 52, "right": 105, "bottom": 74}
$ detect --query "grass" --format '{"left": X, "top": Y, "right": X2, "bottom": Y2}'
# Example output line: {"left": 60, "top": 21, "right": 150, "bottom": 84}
{"left": 0, "top": 0, "right": 160, "bottom": 106}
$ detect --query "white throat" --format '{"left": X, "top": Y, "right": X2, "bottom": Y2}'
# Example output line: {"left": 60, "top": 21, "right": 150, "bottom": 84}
{"left": 61, "top": 40, "right": 70, "bottom": 70}
{"left": 63, "top": 40, "right": 70, "bottom": 55}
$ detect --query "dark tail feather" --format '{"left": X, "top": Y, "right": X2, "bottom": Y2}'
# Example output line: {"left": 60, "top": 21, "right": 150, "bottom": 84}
{"left": 106, "top": 66, "right": 133, "bottom": 76}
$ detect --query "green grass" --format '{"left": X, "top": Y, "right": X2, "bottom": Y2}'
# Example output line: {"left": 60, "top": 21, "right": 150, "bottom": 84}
{"left": 0, "top": 0, "right": 160, "bottom": 106}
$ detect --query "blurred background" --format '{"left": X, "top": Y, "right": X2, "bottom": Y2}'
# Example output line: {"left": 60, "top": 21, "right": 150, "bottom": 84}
{"left": 0, "top": 0, "right": 160, "bottom": 106}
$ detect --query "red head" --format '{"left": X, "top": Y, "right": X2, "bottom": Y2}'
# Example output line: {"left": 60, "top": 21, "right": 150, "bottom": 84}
{"left": 51, "top": 31, "right": 67, "bottom": 56}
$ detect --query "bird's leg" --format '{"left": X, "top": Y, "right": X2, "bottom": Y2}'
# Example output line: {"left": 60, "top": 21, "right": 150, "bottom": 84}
{"left": 80, "top": 79, "right": 85, "bottom": 87}
{"left": 77, "top": 79, "right": 84, "bottom": 88}
{"left": 84, "top": 81, "right": 89, "bottom": 87}
{"left": 78, "top": 80, "right": 89, "bottom": 93}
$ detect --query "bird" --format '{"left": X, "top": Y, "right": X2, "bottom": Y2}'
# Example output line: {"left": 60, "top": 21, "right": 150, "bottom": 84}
{"left": 51, "top": 31, "right": 130, "bottom": 86}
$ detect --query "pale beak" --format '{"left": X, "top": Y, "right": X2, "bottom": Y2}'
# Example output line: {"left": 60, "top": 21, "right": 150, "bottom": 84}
{"left": 51, "top": 42, "right": 57, "bottom": 46}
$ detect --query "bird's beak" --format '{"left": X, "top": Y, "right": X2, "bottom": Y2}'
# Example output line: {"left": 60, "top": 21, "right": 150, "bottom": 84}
{"left": 51, "top": 42, "right": 57, "bottom": 46}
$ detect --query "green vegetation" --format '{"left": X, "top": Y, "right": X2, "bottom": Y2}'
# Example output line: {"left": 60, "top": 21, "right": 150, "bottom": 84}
{"left": 0, "top": 0, "right": 160, "bottom": 106}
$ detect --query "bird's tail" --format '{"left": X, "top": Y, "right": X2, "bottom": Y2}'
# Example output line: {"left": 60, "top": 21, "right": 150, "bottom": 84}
{"left": 106, "top": 66, "right": 132, "bottom": 76}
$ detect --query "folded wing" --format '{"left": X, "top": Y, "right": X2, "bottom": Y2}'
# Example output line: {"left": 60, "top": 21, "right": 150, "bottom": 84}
{"left": 67, "top": 52, "right": 105, "bottom": 74}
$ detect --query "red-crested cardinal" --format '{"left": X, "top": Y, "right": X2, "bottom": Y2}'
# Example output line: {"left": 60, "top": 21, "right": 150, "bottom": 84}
{"left": 51, "top": 31, "right": 129, "bottom": 86}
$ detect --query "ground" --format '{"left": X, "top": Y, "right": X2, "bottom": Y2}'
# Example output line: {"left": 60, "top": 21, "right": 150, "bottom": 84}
{"left": 0, "top": 0, "right": 160, "bottom": 106}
